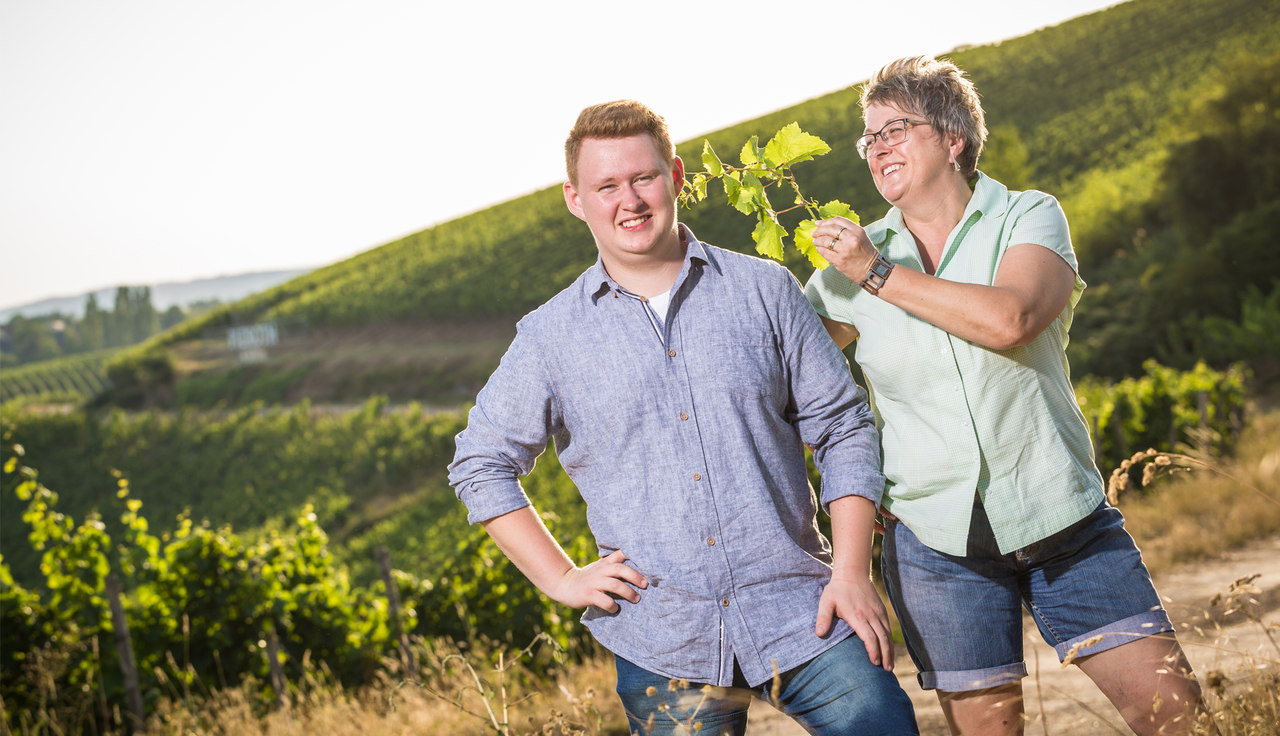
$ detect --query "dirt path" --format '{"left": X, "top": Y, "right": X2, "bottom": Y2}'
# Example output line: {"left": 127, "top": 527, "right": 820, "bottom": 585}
{"left": 747, "top": 533, "right": 1280, "bottom": 735}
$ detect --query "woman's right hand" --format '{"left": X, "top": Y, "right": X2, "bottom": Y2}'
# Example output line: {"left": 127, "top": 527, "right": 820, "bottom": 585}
{"left": 813, "top": 217, "right": 878, "bottom": 283}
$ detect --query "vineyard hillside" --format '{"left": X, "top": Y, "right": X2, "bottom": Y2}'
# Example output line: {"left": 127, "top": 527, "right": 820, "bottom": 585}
{"left": 86, "top": 0, "right": 1280, "bottom": 409}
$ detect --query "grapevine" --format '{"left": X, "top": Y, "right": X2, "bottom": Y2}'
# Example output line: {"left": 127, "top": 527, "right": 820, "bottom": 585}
{"left": 679, "top": 122, "right": 856, "bottom": 269}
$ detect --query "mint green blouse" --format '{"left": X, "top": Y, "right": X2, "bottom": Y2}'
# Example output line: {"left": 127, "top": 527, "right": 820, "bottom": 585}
{"left": 805, "top": 173, "right": 1105, "bottom": 556}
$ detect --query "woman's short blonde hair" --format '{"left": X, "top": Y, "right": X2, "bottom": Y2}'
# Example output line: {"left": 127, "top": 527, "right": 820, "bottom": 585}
{"left": 861, "top": 56, "right": 987, "bottom": 177}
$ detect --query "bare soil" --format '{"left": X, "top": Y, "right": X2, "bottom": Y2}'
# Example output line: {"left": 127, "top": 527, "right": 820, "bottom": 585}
{"left": 747, "top": 533, "right": 1280, "bottom": 735}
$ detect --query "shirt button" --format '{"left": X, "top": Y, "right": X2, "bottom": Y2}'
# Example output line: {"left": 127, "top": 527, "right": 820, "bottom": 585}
{"left": 693, "top": 473, "right": 702, "bottom": 481}
{"left": 721, "top": 598, "right": 730, "bottom": 607}
{"left": 668, "top": 349, "right": 677, "bottom": 358}
{"left": 706, "top": 537, "right": 715, "bottom": 546}
{"left": 680, "top": 412, "right": 689, "bottom": 421}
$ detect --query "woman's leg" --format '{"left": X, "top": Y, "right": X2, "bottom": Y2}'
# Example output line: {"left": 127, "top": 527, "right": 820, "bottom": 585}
{"left": 1020, "top": 502, "right": 1205, "bottom": 735}
{"left": 881, "top": 507, "right": 1028, "bottom": 735}
{"left": 1076, "top": 634, "right": 1202, "bottom": 735}
{"left": 937, "top": 683, "right": 1024, "bottom": 736}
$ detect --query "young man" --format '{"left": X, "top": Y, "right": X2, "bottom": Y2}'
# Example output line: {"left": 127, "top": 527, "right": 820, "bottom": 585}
{"left": 448, "top": 100, "right": 918, "bottom": 735}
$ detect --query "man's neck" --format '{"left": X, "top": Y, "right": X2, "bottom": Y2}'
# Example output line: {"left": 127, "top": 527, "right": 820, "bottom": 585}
{"left": 602, "top": 228, "right": 687, "bottom": 297}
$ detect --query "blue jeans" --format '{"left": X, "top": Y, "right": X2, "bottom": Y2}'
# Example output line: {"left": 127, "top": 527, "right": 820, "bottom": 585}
{"left": 882, "top": 500, "right": 1174, "bottom": 692}
{"left": 614, "top": 635, "right": 918, "bottom": 735}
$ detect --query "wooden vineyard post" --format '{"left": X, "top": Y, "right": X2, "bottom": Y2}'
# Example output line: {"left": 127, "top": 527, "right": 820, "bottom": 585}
{"left": 376, "top": 546, "right": 418, "bottom": 682}
{"left": 1112, "top": 401, "right": 1128, "bottom": 461}
{"left": 265, "top": 624, "right": 287, "bottom": 709}
{"left": 104, "top": 572, "right": 145, "bottom": 731}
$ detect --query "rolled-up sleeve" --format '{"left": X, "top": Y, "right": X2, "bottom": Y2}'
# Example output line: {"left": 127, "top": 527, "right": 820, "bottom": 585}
{"left": 776, "top": 268, "right": 884, "bottom": 508}
{"left": 448, "top": 325, "right": 559, "bottom": 524}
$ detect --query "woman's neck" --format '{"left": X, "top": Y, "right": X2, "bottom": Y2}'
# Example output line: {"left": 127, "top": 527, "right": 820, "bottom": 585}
{"left": 900, "top": 173, "right": 975, "bottom": 274}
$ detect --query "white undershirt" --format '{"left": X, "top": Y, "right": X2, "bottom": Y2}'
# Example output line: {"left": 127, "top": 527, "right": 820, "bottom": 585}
{"left": 646, "top": 289, "right": 672, "bottom": 322}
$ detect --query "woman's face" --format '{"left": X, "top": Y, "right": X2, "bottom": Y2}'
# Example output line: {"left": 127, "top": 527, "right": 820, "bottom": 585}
{"left": 863, "top": 102, "right": 957, "bottom": 207}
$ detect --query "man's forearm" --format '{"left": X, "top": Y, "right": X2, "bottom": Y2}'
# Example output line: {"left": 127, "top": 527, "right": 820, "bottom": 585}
{"left": 482, "top": 505, "right": 577, "bottom": 594}
{"left": 827, "top": 494, "right": 877, "bottom": 576}
{"left": 482, "top": 506, "right": 648, "bottom": 611}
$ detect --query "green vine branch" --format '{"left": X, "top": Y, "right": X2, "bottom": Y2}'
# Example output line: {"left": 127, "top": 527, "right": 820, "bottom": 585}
{"left": 678, "top": 123, "right": 857, "bottom": 269}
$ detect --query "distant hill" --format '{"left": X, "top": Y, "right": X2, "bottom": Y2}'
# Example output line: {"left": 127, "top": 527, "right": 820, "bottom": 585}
{"left": 114, "top": 0, "right": 1280, "bottom": 398}
{"left": 0, "top": 268, "right": 314, "bottom": 322}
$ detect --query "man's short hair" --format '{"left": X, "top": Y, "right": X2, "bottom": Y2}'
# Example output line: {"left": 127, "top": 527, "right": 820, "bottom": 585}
{"left": 565, "top": 100, "right": 675, "bottom": 185}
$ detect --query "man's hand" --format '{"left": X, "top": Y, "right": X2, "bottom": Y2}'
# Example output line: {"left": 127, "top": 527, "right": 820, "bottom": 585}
{"left": 548, "top": 549, "right": 648, "bottom": 612}
{"left": 815, "top": 570, "right": 895, "bottom": 671}
{"left": 483, "top": 507, "right": 648, "bottom": 612}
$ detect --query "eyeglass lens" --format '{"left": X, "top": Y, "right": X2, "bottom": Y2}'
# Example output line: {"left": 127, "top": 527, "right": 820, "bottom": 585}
{"left": 857, "top": 119, "right": 913, "bottom": 159}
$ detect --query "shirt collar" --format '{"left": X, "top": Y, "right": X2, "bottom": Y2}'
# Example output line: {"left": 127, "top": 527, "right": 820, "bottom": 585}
{"left": 584, "top": 224, "right": 713, "bottom": 304}
{"left": 881, "top": 171, "right": 1008, "bottom": 240}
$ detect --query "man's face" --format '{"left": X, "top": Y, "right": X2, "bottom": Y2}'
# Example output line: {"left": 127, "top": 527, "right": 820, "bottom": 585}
{"left": 563, "top": 134, "right": 685, "bottom": 266}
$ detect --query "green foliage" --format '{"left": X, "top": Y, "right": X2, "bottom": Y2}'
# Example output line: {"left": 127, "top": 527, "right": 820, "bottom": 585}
{"left": 680, "top": 124, "right": 855, "bottom": 268}
{"left": 1061, "top": 44, "right": 1280, "bottom": 378}
{"left": 175, "top": 363, "right": 312, "bottom": 408}
{"left": 980, "top": 124, "right": 1032, "bottom": 191}
{"left": 1162, "top": 283, "right": 1280, "bottom": 380}
{"left": 0, "top": 349, "right": 116, "bottom": 404}
{"left": 98, "top": 350, "right": 176, "bottom": 409}
{"left": 0, "top": 399, "right": 597, "bottom": 596}
{"left": 1, "top": 414, "right": 601, "bottom": 731}
{"left": 1074, "top": 360, "right": 1249, "bottom": 474}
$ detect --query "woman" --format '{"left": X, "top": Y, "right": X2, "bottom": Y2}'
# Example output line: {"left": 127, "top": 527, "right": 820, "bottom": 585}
{"left": 805, "top": 56, "right": 1203, "bottom": 735}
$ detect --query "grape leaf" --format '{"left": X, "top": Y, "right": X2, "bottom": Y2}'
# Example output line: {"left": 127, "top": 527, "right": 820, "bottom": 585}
{"left": 701, "top": 141, "right": 724, "bottom": 174}
{"left": 793, "top": 220, "right": 829, "bottom": 269}
{"left": 690, "top": 174, "right": 708, "bottom": 202}
{"left": 740, "top": 136, "right": 764, "bottom": 167}
{"left": 735, "top": 172, "right": 767, "bottom": 215}
{"left": 818, "top": 200, "right": 859, "bottom": 223}
{"left": 723, "top": 176, "right": 742, "bottom": 210}
{"left": 753, "top": 213, "right": 785, "bottom": 260}
{"left": 764, "top": 123, "right": 831, "bottom": 168}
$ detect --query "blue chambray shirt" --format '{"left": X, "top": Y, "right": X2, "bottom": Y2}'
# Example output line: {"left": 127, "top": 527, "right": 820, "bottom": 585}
{"left": 448, "top": 226, "right": 884, "bottom": 687}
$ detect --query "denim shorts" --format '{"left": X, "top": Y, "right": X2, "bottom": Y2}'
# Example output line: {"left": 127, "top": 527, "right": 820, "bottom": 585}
{"left": 881, "top": 500, "right": 1173, "bottom": 693}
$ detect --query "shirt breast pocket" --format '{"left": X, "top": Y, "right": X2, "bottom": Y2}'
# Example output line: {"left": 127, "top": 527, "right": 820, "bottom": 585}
{"left": 684, "top": 329, "right": 781, "bottom": 400}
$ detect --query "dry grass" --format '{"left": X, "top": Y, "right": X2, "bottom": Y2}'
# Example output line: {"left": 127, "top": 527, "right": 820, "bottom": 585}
{"left": 1112, "top": 405, "right": 1280, "bottom": 576}
{"left": 1187, "top": 573, "right": 1280, "bottom": 736}
{"left": 135, "top": 638, "right": 630, "bottom": 736}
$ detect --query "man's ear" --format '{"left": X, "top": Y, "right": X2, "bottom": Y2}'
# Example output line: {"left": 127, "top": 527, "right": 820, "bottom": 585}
{"left": 670, "top": 156, "right": 686, "bottom": 195}
{"left": 563, "top": 180, "right": 586, "bottom": 222}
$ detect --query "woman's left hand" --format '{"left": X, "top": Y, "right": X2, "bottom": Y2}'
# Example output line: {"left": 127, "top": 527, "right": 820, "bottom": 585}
{"left": 814, "top": 217, "right": 878, "bottom": 282}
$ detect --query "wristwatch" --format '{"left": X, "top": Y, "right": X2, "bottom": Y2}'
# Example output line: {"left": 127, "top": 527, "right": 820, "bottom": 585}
{"left": 860, "top": 253, "right": 895, "bottom": 296}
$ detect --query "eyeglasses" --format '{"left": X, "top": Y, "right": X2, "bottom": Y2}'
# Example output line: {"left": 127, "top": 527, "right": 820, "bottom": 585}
{"left": 856, "top": 118, "right": 930, "bottom": 159}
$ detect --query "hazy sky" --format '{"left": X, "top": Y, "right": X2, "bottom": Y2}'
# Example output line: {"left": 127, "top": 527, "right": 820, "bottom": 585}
{"left": 0, "top": 0, "right": 1121, "bottom": 310}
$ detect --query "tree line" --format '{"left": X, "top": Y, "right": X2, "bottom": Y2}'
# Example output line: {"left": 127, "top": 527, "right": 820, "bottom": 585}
{"left": 1, "top": 288, "right": 219, "bottom": 368}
